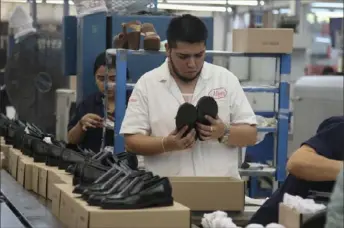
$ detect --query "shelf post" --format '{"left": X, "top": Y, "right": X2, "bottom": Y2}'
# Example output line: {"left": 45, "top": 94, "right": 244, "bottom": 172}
{"left": 276, "top": 54, "right": 291, "bottom": 182}
{"left": 114, "top": 49, "right": 127, "bottom": 154}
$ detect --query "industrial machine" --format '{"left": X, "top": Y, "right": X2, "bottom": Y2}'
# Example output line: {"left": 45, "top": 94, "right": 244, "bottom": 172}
{"left": 4, "top": 29, "right": 67, "bottom": 134}
{"left": 289, "top": 75, "right": 344, "bottom": 153}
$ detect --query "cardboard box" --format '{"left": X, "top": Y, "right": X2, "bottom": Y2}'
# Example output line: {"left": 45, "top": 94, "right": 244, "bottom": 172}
{"left": 52, "top": 183, "right": 64, "bottom": 218}
{"left": 55, "top": 184, "right": 190, "bottom": 228}
{"left": 232, "top": 28, "right": 294, "bottom": 53}
{"left": 1, "top": 144, "right": 12, "bottom": 170}
{"left": 278, "top": 203, "right": 313, "bottom": 228}
{"left": 47, "top": 168, "right": 71, "bottom": 200}
{"left": 31, "top": 163, "right": 44, "bottom": 193}
{"left": 9, "top": 148, "right": 22, "bottom": 178}
{"left": 169, "top": 176, "right": 245, "bottom": 211}
{"left": 16, "top": 156, "right": 34, "bottom": 190}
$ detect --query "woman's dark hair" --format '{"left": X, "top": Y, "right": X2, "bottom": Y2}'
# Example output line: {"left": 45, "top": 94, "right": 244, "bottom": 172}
{"left": 166, "top": 14, "right": 208, "bottom": 48}
{"left": 93, "top": 52, "right": 130, "bottom": 79}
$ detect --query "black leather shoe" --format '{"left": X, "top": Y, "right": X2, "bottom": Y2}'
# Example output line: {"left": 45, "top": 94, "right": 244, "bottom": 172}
{"left": 87, "top": 171, "right": 152, "bottom": 206}
{"left": 73, "top": 166, "right": 120, "bottom": 194}
{"left": 22, "top": 134, "right": 40, "bottom": 156}
{"left": 31, "top": 139, "right": 50, "bottom": 162}
{"left": 117, "top": 152, "right": 138, "bottom": 170}
{"left": 101, "top": 177, "right": 173, "bottom": 209}
{"left": 73, "top": 162, "right": 109, "bottom": 186}
{"left": 196, "top": 96, "right": 218, "bottom": 140}
{"left": 175, "top": 102, "right": 198, "bottom": 138}
{"left": 0, "top": 114, "right": 10, "bottom": 137}
{"left": 80, "top": 170, "right": 125, "bottom": 199}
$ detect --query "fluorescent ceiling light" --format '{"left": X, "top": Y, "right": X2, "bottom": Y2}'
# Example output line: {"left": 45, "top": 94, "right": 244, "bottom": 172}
{"left": 2, "top": 0, "right": 27, "bottom": 3}
{"left": 158, "top": 3, "right": 230, "bottom": 12}
{"left": 311, "top": 2, "right": 343, "bottom": 8}
{"left": 46, "top": 0, "right": 74, "bottom": 4}
{"left": 158, "top": 0, "right": 263, "bottom": 6}
{"left": 310, "top": 8, "right": 344, "bottom": 17}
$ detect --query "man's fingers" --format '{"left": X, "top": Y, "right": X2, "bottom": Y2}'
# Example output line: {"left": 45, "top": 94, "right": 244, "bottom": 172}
{"left": 205, "top": 115, "right": 217, "bottom": 124}
{"left": 196, "top": 123, "right": 211, "bottom": 132}
{"left": 176, "top": 126, "right": 188, "bottom": 139}
{"left": 198, "top": 128, "right": 211, "bottom": 137}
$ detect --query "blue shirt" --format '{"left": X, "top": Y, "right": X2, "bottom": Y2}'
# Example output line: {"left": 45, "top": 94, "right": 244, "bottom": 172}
{"left": 68, "top": 92, "right": 130, "bottom": 153}
{"left": 249, "top": 116, "right": 344, "bottom": 225}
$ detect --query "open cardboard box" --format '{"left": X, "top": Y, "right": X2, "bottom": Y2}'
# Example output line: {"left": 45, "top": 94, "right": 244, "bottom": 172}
{"left": 169, "top": 176, "right": 245, "bottom": 211}
{"left": 278, "top": 203, "right": 314, "bottom": 228}
{"left": 232, "top": 28, "right": 293, "bottom": 53}
{"left": 54, "top": 184, "right": 190, "bottom": 228}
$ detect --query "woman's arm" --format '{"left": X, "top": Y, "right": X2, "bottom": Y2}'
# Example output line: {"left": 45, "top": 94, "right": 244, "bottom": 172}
{"left": 67, "top": 103, "right": 86, "bottom": 144}
{"left": 287, "top": 145, "right": 343, "bottom": 181}
{"left": 67, "top": 121, "right": 85, "bottom": 144}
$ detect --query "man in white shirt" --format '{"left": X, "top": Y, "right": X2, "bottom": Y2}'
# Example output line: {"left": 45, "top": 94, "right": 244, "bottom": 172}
{"left": 120, "top": 14, "right": 257, "bottom": 178}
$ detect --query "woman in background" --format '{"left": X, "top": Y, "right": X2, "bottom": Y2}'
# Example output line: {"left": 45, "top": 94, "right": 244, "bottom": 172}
{"left": 67, "top": 52, "right": 130, "bottom": 152}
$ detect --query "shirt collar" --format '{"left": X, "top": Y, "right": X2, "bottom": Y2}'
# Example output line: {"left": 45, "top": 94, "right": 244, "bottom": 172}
{"left": 157, "top": 58, "right": 210, "bottom": 82}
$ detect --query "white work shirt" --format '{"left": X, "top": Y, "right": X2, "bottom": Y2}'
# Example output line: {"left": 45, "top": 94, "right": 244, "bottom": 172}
{"left": 120, "top": 59, "right": 256, "bottom": 179}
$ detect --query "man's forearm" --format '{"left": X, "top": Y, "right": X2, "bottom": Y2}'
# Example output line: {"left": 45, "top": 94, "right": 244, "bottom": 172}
{"left": 67, "top": 122, "right": 85, "bottom": 144}
{"left": 227, "top": 125, "right": 257, "bottom": 147}
{"left": 124, "top": 134, "right": 165, "bottom": 156}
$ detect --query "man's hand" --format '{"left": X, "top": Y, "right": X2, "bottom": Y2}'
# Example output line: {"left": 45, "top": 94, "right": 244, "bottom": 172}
{"left": 79, "top": 113, "right": 103, "bottom": 131}
{"left": 164, "top": 126, "right": 196, "bottom": 151}
{"left": 196, "top": 115, "right": 226, "bottom": 141}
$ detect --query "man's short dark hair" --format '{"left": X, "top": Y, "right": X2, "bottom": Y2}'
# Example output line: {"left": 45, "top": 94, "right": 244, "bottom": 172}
{"left": 166, "top": 14, "right": 208, "bottom": 48}
{"left": 93, "top": 52, "right": 129, "bottom": 79}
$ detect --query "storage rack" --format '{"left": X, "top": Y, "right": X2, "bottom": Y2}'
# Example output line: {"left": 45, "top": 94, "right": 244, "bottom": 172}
{"left": 106, "top": 49, "right": 291, "bottom": 182}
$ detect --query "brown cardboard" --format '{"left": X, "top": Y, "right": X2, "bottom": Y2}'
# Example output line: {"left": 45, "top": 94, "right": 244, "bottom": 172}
{"left": 31, "top": 163, "right": 44, "bottom": 193}
{"left": 17, "top": 159, "right": 26, "bottom": 185}
{"left": 232, "top": 28, "right": 294, "bottom": 53}
{"left": 9, "top": 148, "right": 21, "bottom": 178}
{"left": 56, "top": 172, "right": 74, "bottom": 184}
{"left": 0, "top": 144, "right": 11, "bottom": 170}
{"left": 56, "top": 184, "right": 190, "bottom": 228}
{"left": 51, "top": 183, "right": 63, "bottom": 218}
{"left": 278, "top": 203, "right": 313, "bottom": 228}
{"left": 16, "top": 156, "right": 34, "bottom": 189}
{"left": 169, "top": 176, "right": 245, "bottom": 211}
{"left": 38, "top": 164, "right": 49, "bottom": 198}
{"left": 47, "top": 168, "right": 69, "bottom": 200}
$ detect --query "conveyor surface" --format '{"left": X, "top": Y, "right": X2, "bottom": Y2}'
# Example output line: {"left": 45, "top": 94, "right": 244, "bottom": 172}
{"left": 0, "top": 170, "right": 63, "bottom": 228}
{"left": 1, "top": 202, "right": 26, "bottom": 228}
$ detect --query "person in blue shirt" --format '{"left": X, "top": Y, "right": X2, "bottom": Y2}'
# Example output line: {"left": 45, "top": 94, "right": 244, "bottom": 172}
{"left": 249, "top": 116, "right": 344, "bottom": 225}
{"left": 67, "top": 52, "right": 130, "bottom": 153}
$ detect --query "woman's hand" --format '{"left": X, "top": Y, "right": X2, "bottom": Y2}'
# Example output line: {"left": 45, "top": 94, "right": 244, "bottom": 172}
{"left": 79, "top": 113, "right": 103, "bottom": 131}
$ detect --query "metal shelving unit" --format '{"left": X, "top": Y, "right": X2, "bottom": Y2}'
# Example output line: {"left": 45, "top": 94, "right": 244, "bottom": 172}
{"left": 106, "top": 48, "right": 291, "bottom": 182}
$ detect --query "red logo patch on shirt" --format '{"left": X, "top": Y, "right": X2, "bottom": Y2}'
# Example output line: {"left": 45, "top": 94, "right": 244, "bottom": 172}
{"left": 208, "top": 87, "right": 227, "bottom": 99}
{"left": 129, "top": 97, "right": 137, "bottom": 102}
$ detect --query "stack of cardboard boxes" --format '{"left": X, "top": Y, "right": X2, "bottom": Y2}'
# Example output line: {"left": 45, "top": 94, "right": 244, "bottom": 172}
{"left": 0, "top": 137, "right": 246, "bottom": 228}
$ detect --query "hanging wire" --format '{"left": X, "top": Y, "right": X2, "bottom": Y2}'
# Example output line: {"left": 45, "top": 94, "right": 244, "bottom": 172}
{"left": 99, "top": 52, "right": 112, "bottom": 153}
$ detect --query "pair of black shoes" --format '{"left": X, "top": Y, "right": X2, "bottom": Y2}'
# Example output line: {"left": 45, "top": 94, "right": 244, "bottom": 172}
{"left": 175, "top": 96, "right": 218, "bottom": 140}
{"left": 69, "top": 151, "right": 138, "bottom": 186}
{"left": 72, "top": 161, "right": 173, "bottom": 210}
